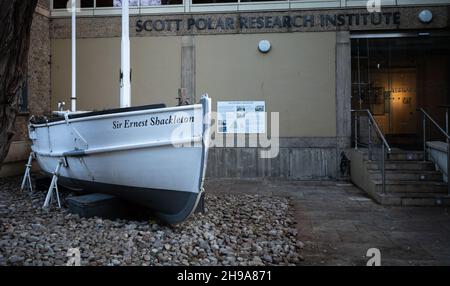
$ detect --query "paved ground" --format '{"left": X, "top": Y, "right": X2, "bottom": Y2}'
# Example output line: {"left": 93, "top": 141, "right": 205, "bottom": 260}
{"left": 206, "top": 179, "right": 450, "bottom": 266}
{"left": 2, "top": 176, "right": 449, "bottom": 266}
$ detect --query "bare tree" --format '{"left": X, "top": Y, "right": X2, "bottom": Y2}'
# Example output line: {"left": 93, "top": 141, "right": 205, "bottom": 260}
{"left": 0, "top": 0, "right": 38, "bottom": 169}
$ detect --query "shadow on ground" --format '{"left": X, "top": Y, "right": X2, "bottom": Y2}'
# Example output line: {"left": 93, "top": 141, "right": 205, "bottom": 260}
{"left": 206, "top": 178, "right": 450, "bottom": 266}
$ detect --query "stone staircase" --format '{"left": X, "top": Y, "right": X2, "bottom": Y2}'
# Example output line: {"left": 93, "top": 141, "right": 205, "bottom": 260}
{"left": 350, "top": 149, "right": 450, "bottom": 206}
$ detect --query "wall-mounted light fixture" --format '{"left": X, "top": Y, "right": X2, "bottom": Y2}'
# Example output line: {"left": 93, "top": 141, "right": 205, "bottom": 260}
{"left": 418, "top": 10, "right": 433, "bottom": 24}
{"left": 258, "top": 40, "right": 271, "bottom": 53}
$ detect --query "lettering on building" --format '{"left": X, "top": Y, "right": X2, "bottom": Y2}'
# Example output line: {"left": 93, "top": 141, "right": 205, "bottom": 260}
{"left": 136, "top": 12, "right": 401, "bottom": 33}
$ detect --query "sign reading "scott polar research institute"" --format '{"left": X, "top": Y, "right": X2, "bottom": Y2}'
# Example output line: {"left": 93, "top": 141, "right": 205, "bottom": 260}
{"left": 136, "top": 11, "right": 401, "bottom": 33}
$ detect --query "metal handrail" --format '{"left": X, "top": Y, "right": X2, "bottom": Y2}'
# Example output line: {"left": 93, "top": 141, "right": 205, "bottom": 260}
{"left": 351, "top": 109, "right": 391, "bottom": 194}
{"left": 417, "top": 108, "right": 450, "bottom": 141}
{"left": 351, "top": 109, "right": 392, "bottom": 153}
{"left": 418, "top": 107, "right": 450, "bottom": 195}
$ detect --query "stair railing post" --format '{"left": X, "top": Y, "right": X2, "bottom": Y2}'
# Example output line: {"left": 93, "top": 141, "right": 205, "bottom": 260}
{"left": 446, "top": 108, "right": 450, "bottom": 195}
{"left": 422, "top": 113, "right": 427, "bottom": 162}
{"left": 354, "top": 112, "right": 358, "bottom": 150}
{"left": 381, "top": 143, "right": 386, "bottom": 194}
{"left": 368, "top": 115, "right": 372, "bottom": 161}
{"left": 447, "top": 138, "right": 449, "bottom": 195}
{"left": 446, "top": 107, "right": 449, "bottom": 136}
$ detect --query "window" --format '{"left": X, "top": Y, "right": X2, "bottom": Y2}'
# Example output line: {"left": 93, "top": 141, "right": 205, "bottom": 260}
{"left": 53, "top": 0, "right": 94, "bottom": 9}
{"left": 53, "top": 0, "right": 183, "bottom": 9}
{"left": 192, "top": 0, "right": 237, "bottom": 3}
{"left": 96, "top": 0, "right": 181, "bottom": 7}
{"left": 52, "top": 0, "right": 289, "bottom": 9}
{"left": 240, "top": 0, "right": 285, "bottom": 2}
{"left": 192, "top": 0, "right": 284, "bottom": 3}
{"left": 18, "top": 81, "right": 28, "bottom": 113}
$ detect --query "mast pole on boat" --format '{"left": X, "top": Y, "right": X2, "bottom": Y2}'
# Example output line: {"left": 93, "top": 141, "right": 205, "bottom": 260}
{"left": 120, "top": 0, "right": 131, "bottom": 108}
{"left": 71, "top": 0, "right": 77, "bottom": 112}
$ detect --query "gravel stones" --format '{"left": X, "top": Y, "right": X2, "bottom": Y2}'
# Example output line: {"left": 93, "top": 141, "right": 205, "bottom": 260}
{"left": 0, "top": 177, "right": 301, "bottom": 266}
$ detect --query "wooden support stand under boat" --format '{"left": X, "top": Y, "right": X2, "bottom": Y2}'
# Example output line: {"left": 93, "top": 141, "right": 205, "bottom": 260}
{"left": 20, "top": 152, "right": 35, "bottom": 192}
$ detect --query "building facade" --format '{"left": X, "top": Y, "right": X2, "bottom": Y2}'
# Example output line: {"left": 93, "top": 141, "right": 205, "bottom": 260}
{"left": 2, "top": 0, "right": 450, "bottom": 180}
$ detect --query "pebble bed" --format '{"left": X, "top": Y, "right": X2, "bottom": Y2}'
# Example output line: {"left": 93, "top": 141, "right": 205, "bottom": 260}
{"left": 0, "top": 177, "right": 302, "bottom": 266}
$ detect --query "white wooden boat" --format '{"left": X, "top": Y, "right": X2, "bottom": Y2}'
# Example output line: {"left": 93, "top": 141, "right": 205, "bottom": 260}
{"left": 29, "top": 99, "right": 211, "bottom": 224}
{"left": 26, "top": 1, "right": 211, "bottom": 224}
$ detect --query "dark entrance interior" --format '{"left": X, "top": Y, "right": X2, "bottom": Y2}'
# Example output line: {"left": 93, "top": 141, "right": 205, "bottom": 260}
{"left": 351, "top": 32, "right": 450, "bottom": 150}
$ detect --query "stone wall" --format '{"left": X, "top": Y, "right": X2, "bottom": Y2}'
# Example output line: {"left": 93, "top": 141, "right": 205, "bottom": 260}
{"left": 206, "top": 138, "right": 342, "bottom": 180}
{"left": 1, "top": 7, "right": 51, "bottom": 178}
{"left": 28, "top": 12, "right": 51, "bottom": 117}
{"left": 13, "top": 11, "right": 51, "bottom": 142}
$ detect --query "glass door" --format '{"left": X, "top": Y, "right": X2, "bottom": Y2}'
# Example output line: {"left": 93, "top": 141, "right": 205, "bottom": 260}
{"left": 351, "top": 33, "right": 450, "bottom": 149}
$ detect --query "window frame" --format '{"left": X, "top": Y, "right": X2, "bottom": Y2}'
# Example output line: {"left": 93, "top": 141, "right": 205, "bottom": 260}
{"left": 18, "top": 80, "right": 29, "bottom": 114}
{"left": 50, "top": 0, "right": 450, "bottom": 17}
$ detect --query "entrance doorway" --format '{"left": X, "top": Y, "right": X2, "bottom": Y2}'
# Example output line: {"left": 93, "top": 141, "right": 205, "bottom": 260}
{"left": 351, "top": 33, "right": 450, "bottom": 149}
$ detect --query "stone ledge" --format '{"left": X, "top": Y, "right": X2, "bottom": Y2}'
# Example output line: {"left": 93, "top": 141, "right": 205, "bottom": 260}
{"left": 2, "top": 141, "right": 31, "bottom": 163}
{"left": 426, "top": 141, "right": 449, "bottom": 153}
{"left": 210, "top": 137, "right": 343, "bottom": 148}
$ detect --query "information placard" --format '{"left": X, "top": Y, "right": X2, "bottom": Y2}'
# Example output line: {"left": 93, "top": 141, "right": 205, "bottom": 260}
{"left": 217, "top": 101, "right": 265, "bottom": 134}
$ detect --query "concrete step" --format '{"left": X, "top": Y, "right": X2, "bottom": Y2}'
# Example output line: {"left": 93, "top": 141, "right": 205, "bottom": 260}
{"left": 387, "top": 151, "right": 424, "bottom": 161}
{"left": 368, "top": 170, "right": 443, "bottom": 181}
{"left": 364, "top": 151, "right": 424, "bottom": 161}
{"left": 366, "top": 160, "right": 435, "bottom": 171}
{"left": 351, "top": 148, "right": 449, "bottom": 207}
{"left": 377, "top": 192, "right": 450, "bottom": 206}
{"left": 372, "top": 180, "right": 448, "bottom": 193}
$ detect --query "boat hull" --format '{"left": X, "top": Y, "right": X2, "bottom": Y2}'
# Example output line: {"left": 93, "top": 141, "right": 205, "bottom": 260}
{"left": 43, "top": 171, "right": 201, "bottom": 223}
{"left": 29, "top": 97, "right": 211, "bottom": 224}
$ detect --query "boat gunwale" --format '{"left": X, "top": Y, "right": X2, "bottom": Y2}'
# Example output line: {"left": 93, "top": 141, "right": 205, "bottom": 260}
{"left": 32, "top": 136, "right": 203, "bottom": 157}
{"left": 29, "top": 104, "right": 203, "bottom": 128}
